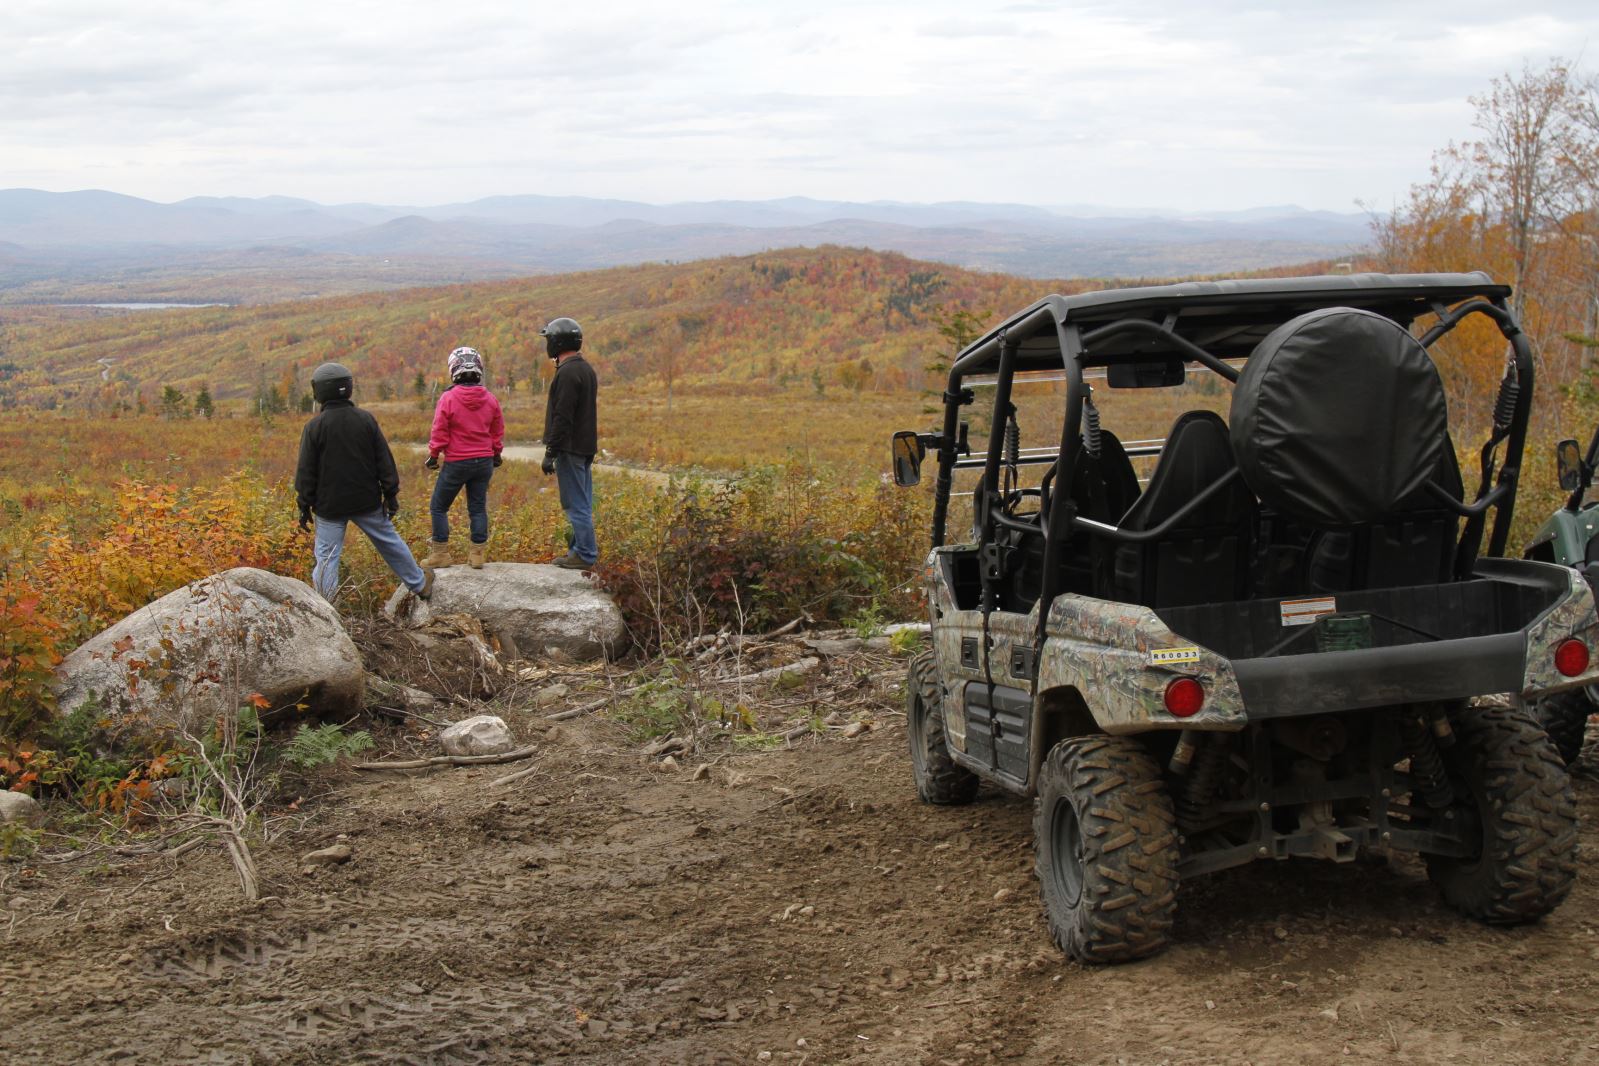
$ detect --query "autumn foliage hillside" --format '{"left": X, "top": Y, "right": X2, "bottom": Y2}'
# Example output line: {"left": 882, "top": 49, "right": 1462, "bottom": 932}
{"left": 0, "top": 247, "right": 1091, "bottom": 415}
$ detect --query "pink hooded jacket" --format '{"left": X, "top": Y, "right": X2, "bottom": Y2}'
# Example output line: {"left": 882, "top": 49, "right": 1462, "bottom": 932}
{"left": 428, "top": 385, "right": 504, "bottom": 462}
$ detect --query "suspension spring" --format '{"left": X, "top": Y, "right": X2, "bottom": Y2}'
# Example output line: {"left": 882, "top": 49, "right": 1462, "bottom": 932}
{"left": 1402, "top": 712, "right": 1454, "bottom": 809}
{"left": 1082, "top": 393, "right": 1102, "bottom": 458}
{"left": 1177, "top": 734, "right": 1226, "bottom": 832}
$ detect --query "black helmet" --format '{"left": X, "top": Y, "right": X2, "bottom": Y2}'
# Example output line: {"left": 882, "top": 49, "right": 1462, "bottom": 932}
{"left": 311, "top": 362, "right": 354, "bottom": 405}
{"left": 539, "top": 317, "right": 583, "bottom": 359}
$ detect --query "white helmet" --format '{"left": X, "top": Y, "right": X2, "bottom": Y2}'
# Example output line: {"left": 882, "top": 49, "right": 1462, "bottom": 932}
{"left": 448, "top": 346, "right": 484, "bottom": 384}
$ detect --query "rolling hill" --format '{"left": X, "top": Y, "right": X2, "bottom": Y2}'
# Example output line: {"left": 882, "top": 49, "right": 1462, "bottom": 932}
{"left": 0, "top": 189, "right": 1371, "bottom": 301}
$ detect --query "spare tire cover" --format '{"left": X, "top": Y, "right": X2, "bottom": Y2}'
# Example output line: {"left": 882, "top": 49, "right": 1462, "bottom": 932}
{"left": 1229, "top": 307, "right": 1448, "bottom": 526}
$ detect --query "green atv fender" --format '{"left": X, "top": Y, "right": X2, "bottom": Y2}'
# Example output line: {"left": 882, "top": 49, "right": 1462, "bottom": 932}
{"left": 1526, "top": 503, "right": 1599, "bottom": 566}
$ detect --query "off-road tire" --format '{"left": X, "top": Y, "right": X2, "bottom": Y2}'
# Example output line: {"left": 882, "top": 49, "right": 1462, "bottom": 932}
{"left": 1534, "top": 689, "right": 1592, "bottom": 766}
{"left": 1034, "top": 736, "right": 1179, "bottom": 963}
{"left": 1425, "top": 705, "right": 1578, "bottom": 923}
{"left": 907, "top": 650, "right": 979, "bottom": 806}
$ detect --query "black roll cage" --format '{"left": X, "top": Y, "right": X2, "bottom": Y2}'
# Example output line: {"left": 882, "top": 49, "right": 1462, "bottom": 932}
{"left": 924, "top": 273, "right": 1532, "bottom": 638}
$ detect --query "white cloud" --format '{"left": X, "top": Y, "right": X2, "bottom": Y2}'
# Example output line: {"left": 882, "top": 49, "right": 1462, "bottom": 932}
{"left": 1, "top": 0, "right": 1597, "bottom": 210}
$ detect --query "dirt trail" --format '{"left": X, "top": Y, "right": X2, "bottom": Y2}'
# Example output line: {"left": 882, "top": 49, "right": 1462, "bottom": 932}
{"left": 406, "top": 443, "right": 700, "bottom": 489}
{"left": 3, "top": 709, "right": 1597, "bottom": 1065}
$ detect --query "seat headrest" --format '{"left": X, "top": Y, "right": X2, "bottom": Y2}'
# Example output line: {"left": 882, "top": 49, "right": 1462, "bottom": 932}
{"left": 1230, "top": 307, "right": 1448, "bottom": 526}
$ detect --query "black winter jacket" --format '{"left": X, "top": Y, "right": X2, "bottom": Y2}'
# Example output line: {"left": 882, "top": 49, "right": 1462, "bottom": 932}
{"left": 543, "top": 355, "right": 598, "bottom": 458}
{"left": 295, "top": 400, "right": 402, "bottom": 519}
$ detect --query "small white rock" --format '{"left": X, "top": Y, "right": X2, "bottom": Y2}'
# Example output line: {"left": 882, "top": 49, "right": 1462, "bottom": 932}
{"left": 440, "top": 715, "right": 516, "bottom": 756}
{"left": 661, "top": 755, "right": 681, "bottom": 772}
{"left": 843, "top": 721, "right": 868, "bottom": 738}
{"left": 301, "top": 844, "right": 352, "bottom": 866}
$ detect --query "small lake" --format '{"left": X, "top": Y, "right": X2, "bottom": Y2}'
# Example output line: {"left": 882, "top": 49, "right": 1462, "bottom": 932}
{"left": 60, "top": 302, "right": 231, "bottom": 310}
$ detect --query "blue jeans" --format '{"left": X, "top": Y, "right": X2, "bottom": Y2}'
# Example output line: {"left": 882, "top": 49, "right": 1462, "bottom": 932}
{"left": 312, "top": 508, "right": 427, "bottom": 599}
{"left": 555, "top": 452, "right": 597, "bottom": 564}
{"left": 430, "top": 456, "right": 494, "bottom": 544}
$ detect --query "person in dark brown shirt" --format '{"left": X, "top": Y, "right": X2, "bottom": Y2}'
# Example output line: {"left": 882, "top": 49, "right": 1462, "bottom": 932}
{"left": 539, "top": 317, "right": 598, "bottom": 568}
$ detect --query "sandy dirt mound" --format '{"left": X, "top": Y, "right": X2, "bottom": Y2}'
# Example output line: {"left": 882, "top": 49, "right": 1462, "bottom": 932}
{"left": 3, "top": 707, "right": 1597, "bottom": 1065}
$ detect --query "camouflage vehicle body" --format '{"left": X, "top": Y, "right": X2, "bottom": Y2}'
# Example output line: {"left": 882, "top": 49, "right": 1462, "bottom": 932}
{"left": 895, "top": 273, "right": 1589, "bottom": 962}
{"left": 1521, "top": 428, "right": 1599, "bottom": 764}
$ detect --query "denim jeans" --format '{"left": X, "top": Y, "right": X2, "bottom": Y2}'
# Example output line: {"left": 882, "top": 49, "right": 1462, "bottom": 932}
{"left": 555, "top": 452, "right": 597, "bottom": 564}
{"left": 312, "top": 508, "right": 427, "bottom": 600}
{"left": 430, "top": 456, "right": 494, "bottom": 544}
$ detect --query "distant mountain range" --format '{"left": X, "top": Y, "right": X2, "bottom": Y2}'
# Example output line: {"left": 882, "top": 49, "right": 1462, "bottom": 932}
{"left": 0, "top": 188, "right": 1372, "bottom": 301}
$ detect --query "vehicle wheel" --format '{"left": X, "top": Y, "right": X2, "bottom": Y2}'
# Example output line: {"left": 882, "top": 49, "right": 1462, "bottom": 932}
{"left": 907, "top": 649, "right": 979, "bottom": 806}
{"left": 1034, "top": 736, "right": 1179, "bottom": 963}
{"left": 1534, "top": 689, "right": 1592, "bottom": 766}
{"left": 1426, "top": 705, "right": 1578, "bottom": 923}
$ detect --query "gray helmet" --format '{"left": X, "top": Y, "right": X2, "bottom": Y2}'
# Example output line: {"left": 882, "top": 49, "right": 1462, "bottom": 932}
{"left": 539, "top": 317, "right": 583, "bottom": 360}
{"left": 311, "top": 362, "right": 353, "bottom": 405}
{"left": 448, "top": 346, "right": 484, "bottom": 384}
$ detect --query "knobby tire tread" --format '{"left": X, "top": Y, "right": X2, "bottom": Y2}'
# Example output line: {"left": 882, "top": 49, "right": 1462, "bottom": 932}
{"left": 907, "top": 649, "right": 979, "bottom": 806}
{"left": 1426, "top": 705, "right": 1578, "bottom": 924}
{"left": 1034, "top": 736, "right": 1179, "bottom": 964}
{"left": 1534, "top": 690, "right": 1591, "bottom": 766}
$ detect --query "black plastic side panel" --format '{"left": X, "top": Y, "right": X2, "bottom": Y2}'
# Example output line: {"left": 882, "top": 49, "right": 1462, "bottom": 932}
{"left": 962, "top": 682, "right": 1031, "bottom": 785}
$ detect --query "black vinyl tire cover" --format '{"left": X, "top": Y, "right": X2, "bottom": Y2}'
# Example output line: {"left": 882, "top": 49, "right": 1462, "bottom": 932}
{"left": 1230, "top": 307, "right": 1448, "bottom": 526}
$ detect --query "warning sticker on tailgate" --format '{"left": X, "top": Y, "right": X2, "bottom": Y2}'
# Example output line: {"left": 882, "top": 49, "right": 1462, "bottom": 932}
{"left": 1280, "top": 596, "right": 1336, "bottom": 626}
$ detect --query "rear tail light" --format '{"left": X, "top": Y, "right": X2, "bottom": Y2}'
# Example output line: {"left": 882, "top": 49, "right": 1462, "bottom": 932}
{"left": 1555, "top": 638, "right": 1589, "bottom": 678}
{"left": 1163, "top": 677, "right": 1205, "bottom": 717}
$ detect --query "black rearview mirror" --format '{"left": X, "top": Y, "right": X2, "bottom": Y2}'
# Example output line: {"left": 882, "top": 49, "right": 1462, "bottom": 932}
{"left": 892, "top": 431, "right": 925, "bottom": 487}
{"left": 1107, "top": 358, "right": 1186, "bottom": 389}
{"left": 1556, "top": 438, "right": 1582, "bottom": 492}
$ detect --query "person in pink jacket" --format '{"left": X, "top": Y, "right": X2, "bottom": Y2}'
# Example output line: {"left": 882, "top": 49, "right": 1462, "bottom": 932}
{"left": 421, "top": 347, "right": 504, "bottom": 569}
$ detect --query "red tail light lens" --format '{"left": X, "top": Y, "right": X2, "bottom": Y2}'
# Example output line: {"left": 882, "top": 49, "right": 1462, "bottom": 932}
{"left": 1555, "top": 638, "right": 1589, "bottom": 678}
{"left": 1163, "top": 677, "right": 1205, "bottom": 717}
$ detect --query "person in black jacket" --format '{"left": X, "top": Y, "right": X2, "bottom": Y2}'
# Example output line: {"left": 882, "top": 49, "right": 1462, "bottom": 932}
{"left": 296, "top": 363, "right": 434, "bottom": 601}
{"left": 538, "top": 317, "right": 598, "bottom": 569}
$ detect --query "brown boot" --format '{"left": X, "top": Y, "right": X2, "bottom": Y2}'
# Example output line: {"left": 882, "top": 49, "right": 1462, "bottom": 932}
{"left": 467, "top": 541, "right": 486, "bottom": 569}
{"left": 418, "top": 567, "right": 435, "bottom": 600}
{"left": 421, "top": 540, "right": 453, "bottom": 568}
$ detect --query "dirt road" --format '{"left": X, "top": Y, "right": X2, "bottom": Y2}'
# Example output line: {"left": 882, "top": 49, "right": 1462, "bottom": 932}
{"left": 3, "top": 706, "right": 1597, "bottom": 1065}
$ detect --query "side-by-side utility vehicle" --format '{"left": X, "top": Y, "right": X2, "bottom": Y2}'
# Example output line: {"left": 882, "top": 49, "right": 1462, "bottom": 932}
{"left": 1525, "top": 425, "right": 1599, "bottom": 764}
{"left": 891, "top": 273, "right": 1591, "bottom": 963}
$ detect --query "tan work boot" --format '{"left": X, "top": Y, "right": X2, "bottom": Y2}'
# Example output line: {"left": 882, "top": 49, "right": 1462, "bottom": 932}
{"left": 418, "top": 566, "right": 435, "bottom": 600}
{"left": 467, "top": 541, "right": 486, "bottom": 569}
{"left": 421, "top": 540, "right": 453, "bottom": 568}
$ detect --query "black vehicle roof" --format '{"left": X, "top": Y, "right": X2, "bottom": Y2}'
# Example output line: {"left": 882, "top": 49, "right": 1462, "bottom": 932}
{"left": 949, "top": 271, "right": 1512, "bottom": 375}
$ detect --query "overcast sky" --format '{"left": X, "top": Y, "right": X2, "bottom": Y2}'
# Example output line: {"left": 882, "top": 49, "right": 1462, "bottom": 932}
{"left": 5, "top": 1, "right": 1598, "bottom": 213}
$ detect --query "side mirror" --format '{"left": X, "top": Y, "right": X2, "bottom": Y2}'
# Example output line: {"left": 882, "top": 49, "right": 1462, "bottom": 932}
{"left": 892, "top": 431, "right": 925, "bottom": 487}
{"left": 1557, "top": 438, "right": 1582, "bottom": 492}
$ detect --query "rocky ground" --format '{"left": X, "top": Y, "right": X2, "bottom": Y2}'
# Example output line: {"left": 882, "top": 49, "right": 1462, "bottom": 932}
{"left": 2, "top": 652, "right": 1597, "bottom": 1066}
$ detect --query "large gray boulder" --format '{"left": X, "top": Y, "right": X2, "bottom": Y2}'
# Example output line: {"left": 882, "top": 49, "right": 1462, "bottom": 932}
{"left": 385, "top": 562, "right": 626, "bottom": 661}
{"left": 51, "top": 567, "right": 364, "bottom": 736}
{"left": 0, "top": 791, "right": 41, "bottom": 826}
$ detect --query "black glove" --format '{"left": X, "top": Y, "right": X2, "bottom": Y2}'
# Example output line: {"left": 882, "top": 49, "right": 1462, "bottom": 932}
{"left": 493, "top": 454, "right": 503, "bottom": 468}
{"left": 384, "top": 495, "right": 400, "bottom": 519}
{"left": 298, "top": 506, "right": 312, "bottom": 533}
{"left": 541, "top": 450, "right": 557, "bottom": 475}
{"left": 425, "top": 453, "right": 440, "bottom": 471}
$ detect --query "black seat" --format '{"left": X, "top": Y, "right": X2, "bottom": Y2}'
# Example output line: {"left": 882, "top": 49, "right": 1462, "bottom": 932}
{"left": 1057, "top": 429, "right": 1142, "bottom": 596}
{"left": 1304, "top": 441, "right": 1464, "bottom": 592}
{"left": 1005, "top": 430, "right": 1141, "bottom": 609}
{"left": 1108, "top": 411, "right": 1257, "bottom": 608}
